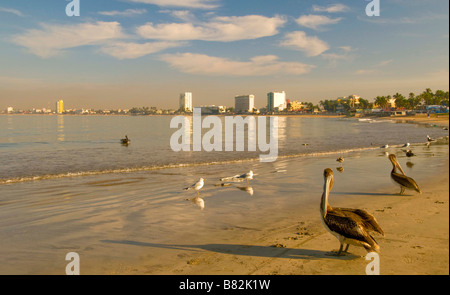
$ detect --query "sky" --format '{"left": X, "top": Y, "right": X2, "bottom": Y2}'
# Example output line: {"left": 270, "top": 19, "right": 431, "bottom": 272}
{"left": 0, "top": 0, "right": 448, "bottom": 110}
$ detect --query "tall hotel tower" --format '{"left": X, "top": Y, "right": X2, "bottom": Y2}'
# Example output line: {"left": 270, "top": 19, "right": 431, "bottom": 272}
{"left": 179, "top": 92, "right": 193, "bottom": 112}
{"left": 267, "top": 91, "right": 286, "bottom": 111}
{"left": 56, "top": 100, "right": 64, "bottom": 114}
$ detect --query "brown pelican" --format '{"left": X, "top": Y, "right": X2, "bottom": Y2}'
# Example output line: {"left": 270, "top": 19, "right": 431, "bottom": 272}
{"left": 184, "top": 178, "right": 205, "bottom": 196}
{"left": 320, "top": 168, "right": 384, "bottom": 255}
{"left": 388, "top": 154, "right": 421, "bottom": 195}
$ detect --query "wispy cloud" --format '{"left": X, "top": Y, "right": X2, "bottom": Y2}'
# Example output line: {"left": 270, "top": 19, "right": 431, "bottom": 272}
{"left": 160, "top": 53, "right": 315, "bottom": 76}
{"left": 100, "top": 41, "right": 183, "bottom": 59}
{"left": 355, "top": 59, "right": 394, "bottom": 75}
{"left": 12, "top": 22, "right": 124, "bottom": 58}
{"left": 137, "top": 15, "right": 286, "bottom": 42}
{"left": 99, "top": 9, "right": 147, "bottom": 17}
{"left": 312, "top": 4, "right": 350, "bottom": 13}
{"left": 296, "top": 14, "right": 342, "bottom": 30}
{"left": 281, "top": 31, "right": 329, "bottom": 57}
{"left": 0, "top": 6, "right": 24, "bottom": 17}
{"left": 127, "top": 0, "right": 220, "bottom": 9}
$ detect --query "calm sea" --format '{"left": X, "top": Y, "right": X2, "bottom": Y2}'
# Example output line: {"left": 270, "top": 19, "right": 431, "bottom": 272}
{"left": 0, "top": 114, "right": 447, "bottom": 183}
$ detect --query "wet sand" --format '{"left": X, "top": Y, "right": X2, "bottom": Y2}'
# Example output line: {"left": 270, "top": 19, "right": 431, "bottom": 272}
{"left": 76, "top": 144, "right": 449, "bottom": 275}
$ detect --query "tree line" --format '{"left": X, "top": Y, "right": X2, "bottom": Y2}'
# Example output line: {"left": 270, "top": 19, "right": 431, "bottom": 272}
{"left": 320, "top": 88, "right": 449, "bottom": 112}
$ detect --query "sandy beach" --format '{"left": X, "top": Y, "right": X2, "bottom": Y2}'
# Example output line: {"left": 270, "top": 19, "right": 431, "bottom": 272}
{"left": 376, "top": 113, "right": 449, "bottom": 128}
{"left": 99, "top": 162, "right": 448, "bottom": 276}
{"left": 71, "top": 140, "right": 448, "bottom": 276}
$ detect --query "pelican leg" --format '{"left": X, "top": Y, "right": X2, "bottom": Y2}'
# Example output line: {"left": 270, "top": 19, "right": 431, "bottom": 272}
{"left": 399, "top": 187, "right": 405, "bottom": 195}
{"left": 336, "top": 244, "right": 344, "bottom": 256}
{"left": 344, "top": 244, "right": 350, "bottom": 253}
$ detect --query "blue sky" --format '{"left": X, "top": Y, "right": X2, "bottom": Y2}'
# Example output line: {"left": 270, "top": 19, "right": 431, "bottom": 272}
{"left": 0, "top": 0, "right": 448, "bottom": 110}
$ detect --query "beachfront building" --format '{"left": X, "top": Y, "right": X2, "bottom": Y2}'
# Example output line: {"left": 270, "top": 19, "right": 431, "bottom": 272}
{"left": 6, "top": 107, "right": 14, "bottom": 114}
{"left": 287, "top": 100, "right": 305, "bottom": 112}
{"left": 179, "top": 92, "right": 193, "bottom": 112}
{"left": 234, "top": 95, "right": 255, "bottom": 113}
{"left": 56, "top": 100, "right": 64, "bottom": 114}
{"left": 267, "top": 91, "right": 287, "bottom": 111}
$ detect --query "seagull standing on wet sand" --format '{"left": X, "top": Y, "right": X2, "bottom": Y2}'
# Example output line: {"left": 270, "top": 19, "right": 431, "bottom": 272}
{"left": 220, "top": 171, "right": 254, "bottom": 186}
{"left": 184, "top": 178, "right": 204, "bottom": 196}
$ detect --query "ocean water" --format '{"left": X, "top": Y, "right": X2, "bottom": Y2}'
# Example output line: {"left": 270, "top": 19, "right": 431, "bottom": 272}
{"left": 0, "top": 114, "right": 448, "bottom": 274}
{"left": 0, "top": 114, "right": 447, "bottom": 183}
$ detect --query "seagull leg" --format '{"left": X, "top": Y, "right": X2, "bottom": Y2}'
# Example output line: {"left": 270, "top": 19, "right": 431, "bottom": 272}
{"left": 196, "top": 190, "right": 199, "bottom": 197}
{"left": 246, "top": 179, "right": 249, "bottom": 187}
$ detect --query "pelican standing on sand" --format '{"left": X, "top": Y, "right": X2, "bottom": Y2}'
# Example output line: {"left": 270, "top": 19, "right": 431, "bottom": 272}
{"left": 388, "top": 154, "right": 421, "bottom": 195}
{"left": 184, "top": 178, "right": 204, "bottom": 196}
{"left": 320, "top": 168, "right": 384, "bottom": 255}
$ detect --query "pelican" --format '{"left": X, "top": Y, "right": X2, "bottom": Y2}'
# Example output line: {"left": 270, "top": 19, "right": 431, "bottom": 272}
{"left": 184, "top": 178, "right": 204, "bottom": 196}
{"left": 336, "top": 157, "right": 344, "bottom": 163}
{"left": 121, "top": 135, "right": 130, "bottom": 145}
{"left": 320, "top": 168, "right": 384, "bottom": 255}
{"left": 220, "top": 171, "right": 253, "bottom": 186}
{"left": 388, "top": 154, "right": 421, "bottom": 195}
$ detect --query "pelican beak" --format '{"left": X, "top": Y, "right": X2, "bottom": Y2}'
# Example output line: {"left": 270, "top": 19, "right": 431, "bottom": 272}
{"left": 396, "top": 161, "right": 406, "bottom": 176}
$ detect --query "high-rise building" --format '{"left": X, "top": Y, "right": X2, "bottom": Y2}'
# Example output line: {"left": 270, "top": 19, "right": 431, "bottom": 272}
{"left": 234, "top": 95, "right": 255, "bottom": 113}
{"left": 56, "top": 100, "right": 64, "bottom": 114}
{"left": 267, "top": 91, "right": 286, "bottom": 111}
{"left": 179, "top": 92, "right": 193, "bottom": 112}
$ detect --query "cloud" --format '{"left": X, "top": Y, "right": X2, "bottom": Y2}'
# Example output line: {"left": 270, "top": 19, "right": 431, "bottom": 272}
{"left": 160, "top": 53, "right": 315, "bottom": 76}
{"left": 281, "top": 31, "right": 329, "bottom": 57}
{"left": 312, "top": 4, "right": 349, "bottom": 13}
{"left": 137, "top": 15, "right": 286, "bottom": 41}
{"left": 0, "top": 6, "right": 24, "bottom": 16}
{"left": 355, "top": 59, "right": 394, "bottom": 75}
{"left": 296, "top": 15, "right": 342, "bottom": 30}
{"left": 12, "top": 22, "right": 124, "bottom": 58}
{"left": 127, "top": 0, "right": 219, "bottom": 9}
{"left": 99, "top": 8, "right": 147, "bottom": 17}
{"left": 100, "top": 41, "right": 183, "bottom": 59}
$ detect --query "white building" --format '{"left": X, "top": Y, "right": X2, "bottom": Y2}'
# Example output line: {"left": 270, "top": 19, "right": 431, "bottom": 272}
{"left": 6, "top": 107, "right": 14, "bottom": 114}
{"left": 179, "top": 92, "right": 193, "bottom": 112}
{"left": 234, "top": 95, "right": 255, "bottom": 113}
{"left": 267, "top": 91, "right": 287, "bottom": 111}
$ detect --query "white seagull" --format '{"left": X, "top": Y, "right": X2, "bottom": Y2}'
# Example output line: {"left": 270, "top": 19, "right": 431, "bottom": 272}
{"left": 184, "top": 178, "right": 204, "bottom": 196}
{"left": 402, "top": 143, "right": 410, "bottom": 148}
{"left": 427, "top": 135, "right": 436, "bottom": 142}
{"left": 381, "top": 144, "right": 389, "bottom": 149}
{"left": 220, "top": 170, "right": 254, "bottom": 186}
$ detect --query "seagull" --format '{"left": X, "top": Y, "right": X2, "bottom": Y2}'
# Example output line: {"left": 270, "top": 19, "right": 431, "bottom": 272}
{"left": 336, "top": 157, "right": 344, "bottom": 163}
{"left": 220, "top": 171, "right": 253, "bottom": 186}
{"left": 184, "top": 178, "right": 204, "bottom": 196}
{"left": 402, "top": 143, "right": 410, "bottom": 148}
{"left": 427, "top": 135, "right": 436, "bottom": 142}
{"left": 381, "top": 144, "right": 389, "bottom": 149}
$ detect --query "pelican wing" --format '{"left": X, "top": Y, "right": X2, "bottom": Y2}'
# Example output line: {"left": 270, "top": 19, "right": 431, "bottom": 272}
{"left": 337, "top": 208, "right": 384, "bottom": 236}
{"left": 324, "top": 213, "right": 379, "bottom": 249}
{"left": 391, "top": 172, "right": 422, "bottom": 193}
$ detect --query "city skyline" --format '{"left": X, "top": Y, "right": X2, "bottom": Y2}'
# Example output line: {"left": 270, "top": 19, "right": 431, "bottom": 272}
{"left": 0, "top": 0, "right": 448, "bottom": 110}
